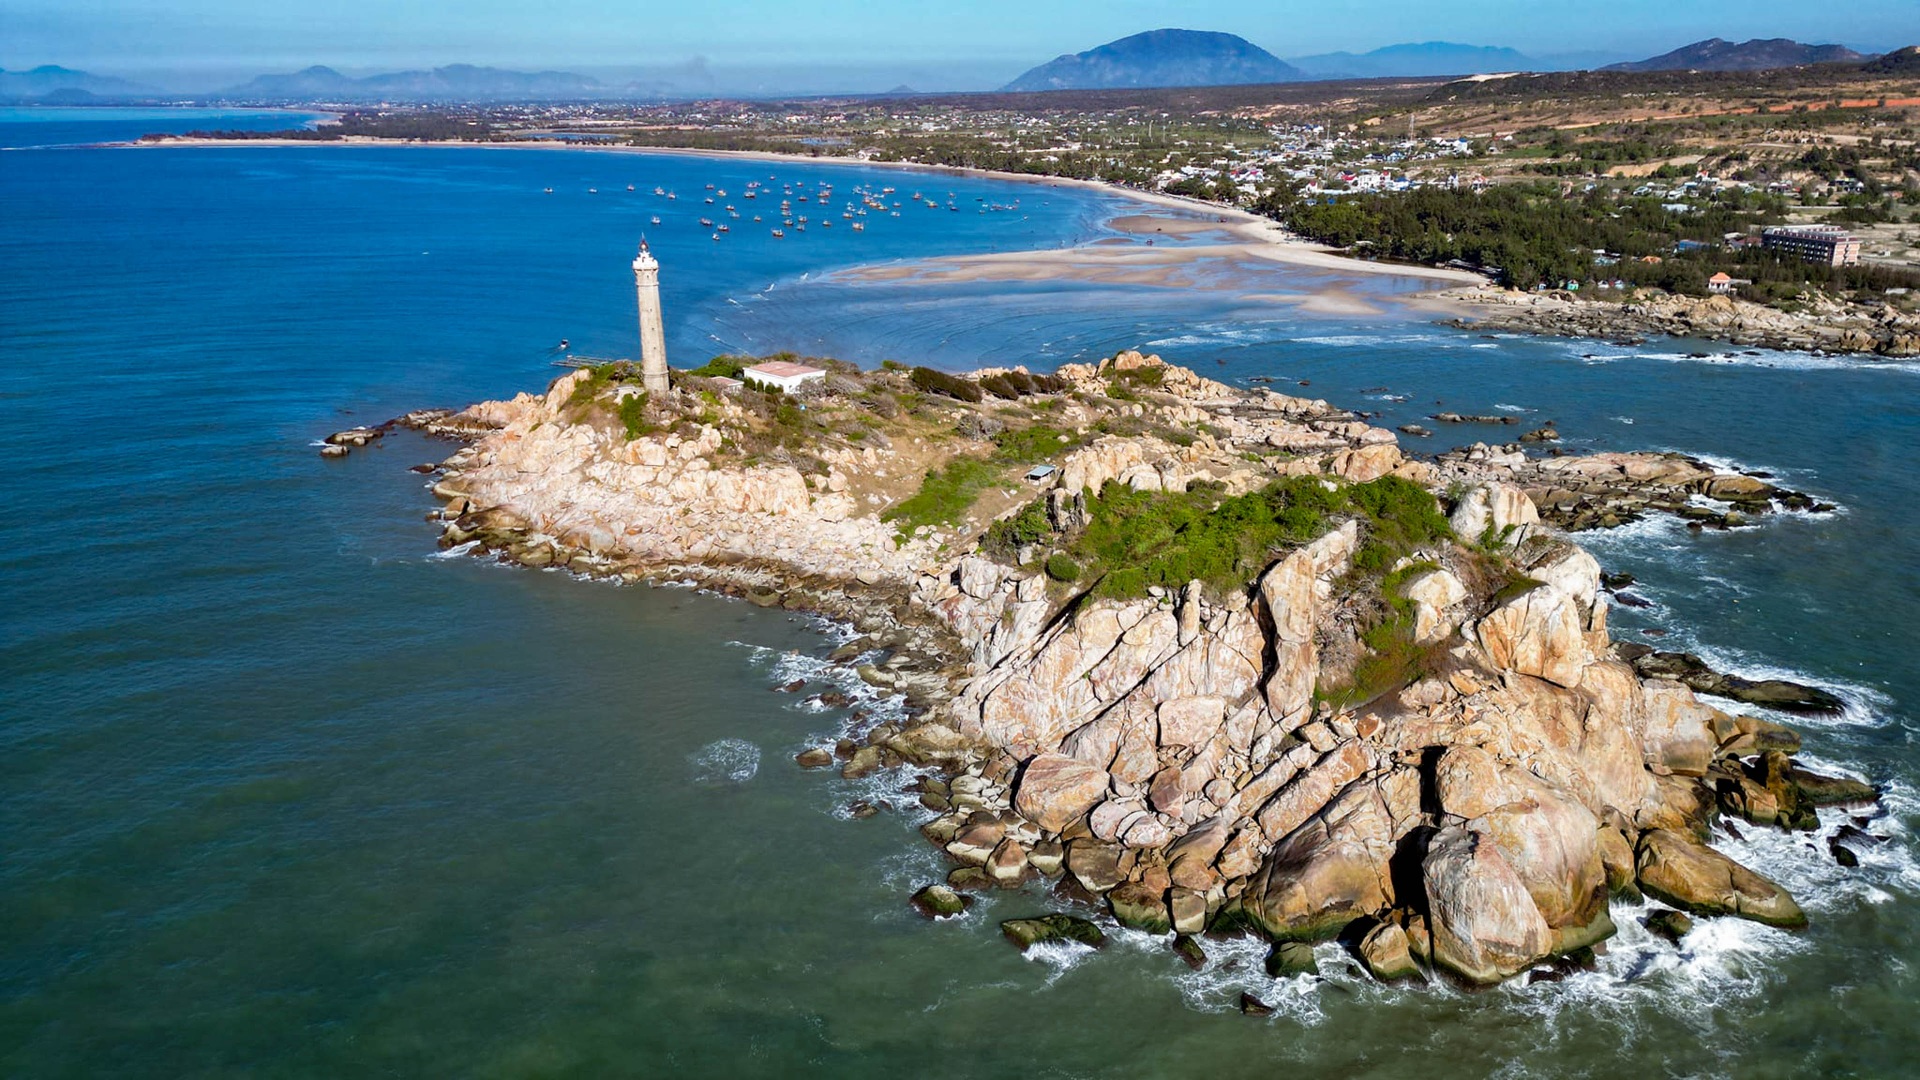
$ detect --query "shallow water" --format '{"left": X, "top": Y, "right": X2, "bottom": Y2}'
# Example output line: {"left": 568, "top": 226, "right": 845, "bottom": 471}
{"left": 2, "top": 108, "right": 1917, "bottom": 1078}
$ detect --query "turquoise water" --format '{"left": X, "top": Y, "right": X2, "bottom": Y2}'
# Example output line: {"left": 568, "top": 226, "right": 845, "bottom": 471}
{"left": 3, "top": 108, "right": 1917, "bottom": 1077}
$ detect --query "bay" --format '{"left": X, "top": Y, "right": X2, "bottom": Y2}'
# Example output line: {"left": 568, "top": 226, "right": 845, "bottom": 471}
{"left": 2, "top": 108, "right": 1915, "bottom": 1077}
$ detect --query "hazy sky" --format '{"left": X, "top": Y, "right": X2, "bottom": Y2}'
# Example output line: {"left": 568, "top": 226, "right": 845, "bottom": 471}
{"left": 5, "top": 0, "right": 1916, "bottom": 86}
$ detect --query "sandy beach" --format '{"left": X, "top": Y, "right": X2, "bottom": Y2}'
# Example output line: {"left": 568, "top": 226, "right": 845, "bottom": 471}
{"left": 124, "top": 134, "right": 1489, "bottom": 311}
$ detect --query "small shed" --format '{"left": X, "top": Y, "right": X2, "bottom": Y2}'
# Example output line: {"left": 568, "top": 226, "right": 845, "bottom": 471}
{"left": 1024, "top": 464, "right": 1058, "bottom": 482}
{"left": 742, "top": 361, "right": 827, "bottom": 393}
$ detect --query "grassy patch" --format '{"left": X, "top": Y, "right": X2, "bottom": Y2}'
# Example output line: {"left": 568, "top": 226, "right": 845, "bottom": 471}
{"left": 990, "top": 425, "right": 1081, "bottom": 464}
{"left": 617, "top": 392, "right": 659, "bottom": 440}
{"left": 1322, "top": 559, "right": 1449, "bottom": 710}
{"left": 883, "top": 457, "right": 1003, "bottom": 535}
{"left": 1045, "top": 553, "right": 1082, "bottom": 582}
{"left": 1059, "top": 474, "right": 1450, "bottom": 601}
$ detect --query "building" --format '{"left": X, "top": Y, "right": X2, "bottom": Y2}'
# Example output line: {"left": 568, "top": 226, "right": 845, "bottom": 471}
{"left": 1761, "top": 225, "right": 1861, "bottom": 267}
{"left": 1706, "top": 272, "right": 1751, "bottom": 295}
{"left": 742, "top": 360, "right": 826, "bottom": 393}
{"left": 632, "top": 241, "right": 670, "bottom": 395}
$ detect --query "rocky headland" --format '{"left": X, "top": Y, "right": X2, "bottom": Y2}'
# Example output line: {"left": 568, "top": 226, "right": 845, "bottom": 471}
{"left": 1435, "top": 286, "right": 1920, "bottom": 358}
{"left": 361, "top": 349, "right": 1880, "bottom": 989}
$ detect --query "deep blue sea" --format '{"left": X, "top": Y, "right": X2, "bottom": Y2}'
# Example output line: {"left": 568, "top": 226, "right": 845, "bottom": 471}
{"left": 4, "top": 108, "right": 1917, "bottom": 1078}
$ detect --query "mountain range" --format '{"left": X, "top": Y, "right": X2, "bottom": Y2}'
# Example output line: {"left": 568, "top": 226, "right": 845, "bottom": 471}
{"left": 0, "top": 65, "right": 156, "bottom": 100}
{"left": 1003, "top": 29, "right": 1303, "bottom": 92}
{"left": 1288, "top": 42, "right": 1536, "bottom": 79}
{"left": 4, "top": 34, "right": 1905, "bottom": 104}
{"left": 1602, "top": 37, "right": 1866, "bottom": 72}
{"left": 224, "top": 64, "right": 623, "bottom": 102}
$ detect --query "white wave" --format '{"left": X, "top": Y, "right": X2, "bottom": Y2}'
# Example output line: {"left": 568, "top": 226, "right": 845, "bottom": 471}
{"left": 1471, "top": 343, "right": 1501, "bottom": 350}
{"left": 1494, "top": 403, "right": 1530, "bottom": 412}
{"left": 688, "top": 738, "right": 761, "bottom": 784}
{"left": 1613, "top": 416, "right": 1636, "bottom": 425}
{"left": 1020, "top": 939, "right": 1101, "bottom": 986}
{"left": 429, "top": 539, "right": 480, "bottom": 560}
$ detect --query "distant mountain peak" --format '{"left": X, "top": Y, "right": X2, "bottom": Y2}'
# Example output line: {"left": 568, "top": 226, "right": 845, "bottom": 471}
{"left": 1004, "top": 28, "right": 1303, "bottom": 92}
{"left": 1604, "top": 37, "right": 1866, "bottom": 73}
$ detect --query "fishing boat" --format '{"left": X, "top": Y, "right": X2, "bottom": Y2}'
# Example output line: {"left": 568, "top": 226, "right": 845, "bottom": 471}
{"left": 667, "top": 192, "right": 677, "bottom": 200}
{"left": 543, "top": 187, "right": 553, "bottom": 193}
{"left": 850, "top": 222, "right": 864, "bottom": 232}
{"left": 717, "top": 224, "right": 729, "bottom": 233}
{"left": 712, "top": 232, "right": 721, "bottom": 241}
{"left": 771, "top": 229, "right": 785, "bottom": 238}
{"left": 699, "top": 217, "right": 714, "bottom": 227}
{"left": 627, "top": 184, "right": 635, "bottom": 191}
{"left": 651, "top": 215, "right": 662, "bottom": 225}
{"left": 752, "top": 215, "right": 762, "bottom": 222}
{"left": 653, "top": 186, "right": 665, "bottom": 195}
{"left": 588, "top": 187, "right": 598, "bottom": 194}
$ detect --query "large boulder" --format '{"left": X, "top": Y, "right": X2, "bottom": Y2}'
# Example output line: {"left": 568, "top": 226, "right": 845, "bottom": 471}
{"left": 1242, "top": 781, "right": 1395, "bottom": 943}
{"left": 1434, "top": 748, "right": 1609, "bottom": 933}
{"left": 1634, "top": 829, "right": 1807, "bottom": 928}
{"left": 1258, "top": 549, "right": 1318, "bottom": 726}
{"left": 1421, "top": 822, "right": 1554, "bottom": 985}
{"left": 1449, "top": 481, "right": 1539, "bottom": 548}
{"left": 1474, "top": 583, "right": 1592, "bottom": 689}
{"left": 1013, "top": 753, "right": 1112, "bottom": 833}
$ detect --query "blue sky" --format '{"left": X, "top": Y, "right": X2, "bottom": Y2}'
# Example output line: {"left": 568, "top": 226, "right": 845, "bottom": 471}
{"left": 5, "top": 0, "right": 1916, "bottom": 89}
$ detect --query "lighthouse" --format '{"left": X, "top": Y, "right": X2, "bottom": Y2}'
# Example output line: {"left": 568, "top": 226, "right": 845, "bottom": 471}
{"left": 632, "top": 240, "right": 669, "bottom": 396}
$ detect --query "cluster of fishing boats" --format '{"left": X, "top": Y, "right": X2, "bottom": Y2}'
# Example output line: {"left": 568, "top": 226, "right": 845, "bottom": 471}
{"left": 542, "top": 173, "right": 1025, "bottom": 243}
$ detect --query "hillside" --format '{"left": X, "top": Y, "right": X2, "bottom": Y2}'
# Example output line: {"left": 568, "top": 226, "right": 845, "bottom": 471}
{"left": 1004, "top": 29, "right": 1302, "bottom": 92}
{"left": 1604, "top": 37, "right": 1866, "bottom": 73}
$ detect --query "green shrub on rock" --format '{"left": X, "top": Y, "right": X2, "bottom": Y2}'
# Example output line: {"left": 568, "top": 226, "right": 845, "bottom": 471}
{"left": 909, "top": 366, "right": 984, "bottom": 402}
{"left": 1045, "top": 554, "right": 1081, "bottom": 582}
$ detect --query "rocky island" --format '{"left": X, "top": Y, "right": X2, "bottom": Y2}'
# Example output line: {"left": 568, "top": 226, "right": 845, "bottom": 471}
{"left": 368, "top": 348, "right": 1877, "bottom": 990}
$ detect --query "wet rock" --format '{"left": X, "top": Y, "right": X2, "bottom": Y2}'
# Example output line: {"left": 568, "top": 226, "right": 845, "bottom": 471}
{"left": 847, "top": 801, "right": 879, "bottom": 819}
{"left": 1627, "top": 651, "right": 1843, "bottom": 715}
{"left": 318, "top": 443, "right": 351, "bottom": 458}
{"left": 1359, "top": 921, "right": 1420, "bottom": 982}
{"left": 1172, "top": 934, "right": 1208, "bottom": 970}
{"left": 1028, "top": 838, "right": 1066, "bottom": 877}
{"left": 947, "top": 866, "right": 995, "bottom": 891}
{"left": 1066, "top": 839, "right": 1124, "bottom": 894}
{"left": 1519, "top": 427, "right": 1560, "bottom": 443}
{"left": 840, "top": 745, "right": 884, "bottom": 779}
{"left": 1168, "top": 887, "right": 1208, "bottom": 935}
{"left": 1001, "top": 914, "right": 1106, "bottom": 951}
{"left": 1790, "top": 766, "right": 1876, "bottom": 807}
{"left": 1265, "top": 940, "right": 1318, "bottom": 977}
{"left": 985, "top": 838, "right": 1031, "bottom": 884}
{"left": 774, "top": 678, "right": 807, "bottom": 693}
{"left": 1643, "top": 908, "right": 1694, "bottom": 945}
{"left": 1635, "top": 828, "right": 1807, "bottom": 928}
{"left": 795, "top": 747, "right": 834, "bottom": 769}
{"left": 1107, "top": 881, "right": 1171, "bottom": 933}
{"left": 911, "top": 883, "right": 972, "bottom": 919}
{"left": 1239, "top": 992, "right": 1274, "bottom": 1016}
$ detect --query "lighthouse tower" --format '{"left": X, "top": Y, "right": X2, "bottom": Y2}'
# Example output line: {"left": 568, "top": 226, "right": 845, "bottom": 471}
{"left": 632, "top": 241, "right": 669, "bottom": 396}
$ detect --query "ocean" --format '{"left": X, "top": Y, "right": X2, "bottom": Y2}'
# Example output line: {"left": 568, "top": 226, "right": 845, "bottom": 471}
{"left": 2, "top": 107, "right": 1916, "bottom": 1077}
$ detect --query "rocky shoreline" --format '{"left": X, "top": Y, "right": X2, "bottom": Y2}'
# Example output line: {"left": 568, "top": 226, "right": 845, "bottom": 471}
{"left": 1435, "top": 286, "right": 1920, "bottom": 359}
{"left": 354, "top": 350, "right": 1883, "bottom": 991}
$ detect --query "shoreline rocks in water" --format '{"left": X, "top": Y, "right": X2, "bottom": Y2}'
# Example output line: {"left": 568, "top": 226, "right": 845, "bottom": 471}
{"left": 1430, "top": 443, "right": 1834, "bottom": 533}
{"left": 374, "top": 349, "right": 1880, "bottom": 990}
{"left": 1435, "top": 286, "right": 1920, "bottom": 359}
